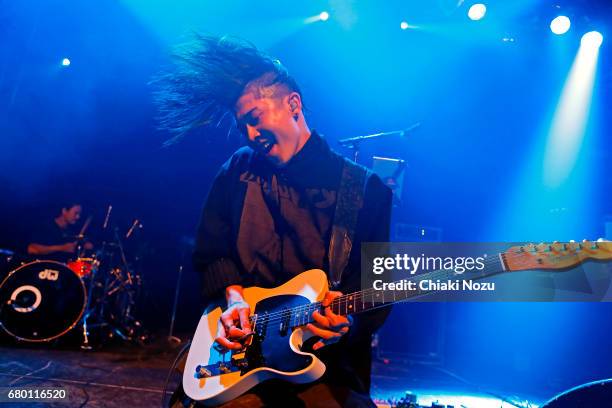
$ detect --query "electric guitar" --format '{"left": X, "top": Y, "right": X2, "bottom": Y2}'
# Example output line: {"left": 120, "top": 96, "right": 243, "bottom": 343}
{"left": 181, "top": 241, "right": 611, "bottom": 406}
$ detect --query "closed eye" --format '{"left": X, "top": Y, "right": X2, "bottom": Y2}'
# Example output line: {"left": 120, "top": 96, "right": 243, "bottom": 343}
{"left": 236, "top": 109, "right": 261, "bottom": 134}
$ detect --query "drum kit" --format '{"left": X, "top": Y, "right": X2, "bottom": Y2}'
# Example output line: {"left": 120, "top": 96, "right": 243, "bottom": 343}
{"left": 0, "top": 207, "right": 146, "bottom": 348}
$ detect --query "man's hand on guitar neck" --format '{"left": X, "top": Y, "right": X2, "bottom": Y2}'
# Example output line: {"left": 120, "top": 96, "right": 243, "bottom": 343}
{"left": 215, "top": 285, "right": 252, "bottom": 350}
{"left": 307, "top": 291, "right": 352, "bottom": 351}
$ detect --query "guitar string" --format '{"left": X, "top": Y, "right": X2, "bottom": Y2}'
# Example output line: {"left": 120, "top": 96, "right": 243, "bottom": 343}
{"left": 248, "top": 254, "right": 507, "bottom": 327}
{"left": 244, "top": 245, "right": 601, "bottom": 328}
{"left": 255, "top": 244, "right": 605, "bottom": 327}
{"left": 249, "top": 245, "right": 598, "bottom": 327}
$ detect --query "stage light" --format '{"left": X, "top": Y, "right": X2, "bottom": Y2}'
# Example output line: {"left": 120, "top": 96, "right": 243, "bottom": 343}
{"left": 543, "top": 29, "right": 602, "bottom": 188}
{"left": 550, "top": 16, "right": 571, "bottom": 35}
{"left": 468, "top": 3, "right": 486, "bottom": 21}
{"left": 61, "top": 58, "right": 71, "bottom": 67}
{"left": 581, "top": 31, "right": 603, "bottom": 49}
{"left": 305, "top": 11, "right": 330, "bottom": 24}
{"left": 400, "top": 21, "right": 409, "bottom": 30}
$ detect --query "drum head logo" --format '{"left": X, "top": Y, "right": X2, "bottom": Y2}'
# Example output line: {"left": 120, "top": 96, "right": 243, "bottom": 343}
{"left": 38, "top": 268, "right": 59, "bottom": 281}
{"left": 10, "top": 285, "right": 42, "bottom": 313}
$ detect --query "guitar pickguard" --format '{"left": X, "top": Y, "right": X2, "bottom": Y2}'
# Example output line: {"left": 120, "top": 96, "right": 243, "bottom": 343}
{"left": 247, "top": 294, "right": 313, "bottom": 373}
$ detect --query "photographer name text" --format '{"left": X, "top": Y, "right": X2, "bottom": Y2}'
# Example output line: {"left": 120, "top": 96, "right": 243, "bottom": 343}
{"left": 372, "top": 278, "right": 495, "bottom": 291}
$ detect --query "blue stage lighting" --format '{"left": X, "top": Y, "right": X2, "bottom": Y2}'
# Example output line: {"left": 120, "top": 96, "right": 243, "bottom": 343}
{"left": 319, "top": 11, "right": 329, "bottom": 22}
{"left": 400, "top": 21, "right": 409, "bottom": 30}
{"left": 581, "top": 31, "right": 603, "bottom": 49}
{"left": 61, "top": 58, "right": 71, "bottom": 67}
{"left": 468, "top": 3, "right": 486, "bottom": 21}
{"left": 543, "top": 29, "right": 602, "bottom": 188}
{"left": 550, "top": 16, "right": 571, "bottom": 35}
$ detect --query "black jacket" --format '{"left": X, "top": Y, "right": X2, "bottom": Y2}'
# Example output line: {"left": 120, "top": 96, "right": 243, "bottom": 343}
{"left": 193, "top": 131, "right": 392, "bottom": 394}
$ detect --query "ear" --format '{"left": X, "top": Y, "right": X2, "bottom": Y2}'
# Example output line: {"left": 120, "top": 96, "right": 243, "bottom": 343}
{"left": 288, "top": 92, "right": 301, "bottom": 118}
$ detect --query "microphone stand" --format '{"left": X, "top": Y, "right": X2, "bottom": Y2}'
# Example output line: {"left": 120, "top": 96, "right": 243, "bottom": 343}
{"left": 338, "top": 123, "right": 421, "bottom": 163}
{"left": 168, "top": 264, "right": 183, "bottom": 344}
{"left": 168, "top": 237, "right": 194, "bottom": 344}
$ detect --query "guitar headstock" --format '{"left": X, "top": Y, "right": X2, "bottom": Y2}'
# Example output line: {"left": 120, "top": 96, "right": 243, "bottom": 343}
{"left": 503, "top": 240, "right": 612, "bottom": 272}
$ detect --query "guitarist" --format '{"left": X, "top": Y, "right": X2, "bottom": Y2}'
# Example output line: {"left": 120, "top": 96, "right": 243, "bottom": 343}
{"left": 156, "top": 35, "right": 393, "bottom": 407}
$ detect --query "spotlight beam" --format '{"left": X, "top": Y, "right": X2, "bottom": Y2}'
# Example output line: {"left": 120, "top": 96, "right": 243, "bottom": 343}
{"left": 543, "top": 33, "right": 602, "bottom": 188}
{"left": 305, "top": 11, "right": 329, "bottom": 24}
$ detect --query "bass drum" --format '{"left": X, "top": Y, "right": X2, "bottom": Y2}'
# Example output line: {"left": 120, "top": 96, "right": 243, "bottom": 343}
{"left": 0, "top": 260, "right": 86, "bottom": 342}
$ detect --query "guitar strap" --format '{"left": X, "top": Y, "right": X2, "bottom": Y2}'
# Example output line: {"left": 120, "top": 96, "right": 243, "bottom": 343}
{"left": 327, "top": 158, "right": 368, "bottom": 288}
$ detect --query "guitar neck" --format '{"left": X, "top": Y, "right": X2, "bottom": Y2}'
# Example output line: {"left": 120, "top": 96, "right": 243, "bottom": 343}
{"left": 287, "top": 254, "right": 507, "bottom": 327}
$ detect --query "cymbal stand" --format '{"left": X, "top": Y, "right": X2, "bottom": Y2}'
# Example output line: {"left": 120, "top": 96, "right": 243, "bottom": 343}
{"left": 80, "top": 258, "right": 101, "bottom": 350}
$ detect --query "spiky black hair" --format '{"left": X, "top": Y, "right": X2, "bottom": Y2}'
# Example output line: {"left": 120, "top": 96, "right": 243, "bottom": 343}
{"left": 151, "top": 34, "right": 302, "bottom": 145}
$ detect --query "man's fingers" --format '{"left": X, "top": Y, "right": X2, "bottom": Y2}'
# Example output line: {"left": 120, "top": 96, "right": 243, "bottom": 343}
{"left": 321, "top": 291, "right": 343, "bottom": 307}
{"left": 306, "top": 323, "right": 343, "bottom": 340}
{"left": 214, "top": 298, "right": 253, "bottom": 352}
{"left": 308, "top": 323, "right": 349, "bottom": 351}
{"left": 312, "top": 310, "right": 330, "bottom": 329}
{"left": 323, "top": 307, "right": 351, "bottom": 329}
{"left": 312, "top": 307, "right": 352, "bottom": 330}
{"left": 220, "top": 311, "right": 235, "bottom": 332}
{"left": 214, "top": 322, "right": 242, "bottom": 350}
{"left": 227, "top": 326, "right": 248, "bottom": 339}
{"left": 214, "top": 336, "right": 243, "bottom": 350}
{"left": 238, "top": 307, "right": 251, "bottom": 334}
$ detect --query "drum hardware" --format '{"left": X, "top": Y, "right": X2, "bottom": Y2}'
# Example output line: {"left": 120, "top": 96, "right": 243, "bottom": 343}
{"left": 80, "top": 252, "right": 101, "bottom": 350}
{"left": 67, "top": 257, "right": 99, "bottom": 278}
{"left": 79, "top": 224, "right": 146, "bottom": 346}
{"left": 0, "top": 212, "right": 148, "bottom": 348}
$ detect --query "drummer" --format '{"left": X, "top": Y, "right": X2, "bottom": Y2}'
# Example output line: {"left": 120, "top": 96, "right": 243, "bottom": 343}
{"left": 27, "top": 202, "right": 93, "bottom": 262}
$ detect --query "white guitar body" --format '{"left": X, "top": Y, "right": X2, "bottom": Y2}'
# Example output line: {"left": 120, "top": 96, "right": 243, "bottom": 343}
{"left": 182, "top": 269, "right": 329, "bottom": 406}
{"left": 180, "top": 240, "right": 612, "bottom": 405}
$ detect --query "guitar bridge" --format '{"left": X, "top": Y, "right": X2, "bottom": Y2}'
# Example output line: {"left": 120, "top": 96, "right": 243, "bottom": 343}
{"left": 194, "top": 361, "right": 241, "bottom": 378}
{"left": 195, "top": 334, "right": 265, "bottom": 379}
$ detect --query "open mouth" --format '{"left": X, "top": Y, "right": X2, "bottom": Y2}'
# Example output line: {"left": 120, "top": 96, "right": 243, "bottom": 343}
{"left": 253, "top": 136, "right": 276, "bottom": 155}
{"left": 261, "top": 140, "right": 274, "bottom": 153}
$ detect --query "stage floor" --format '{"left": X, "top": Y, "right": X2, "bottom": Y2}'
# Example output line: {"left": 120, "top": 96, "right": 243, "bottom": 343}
{"left": 0, "top": 341, "right": 180, "bottom": 407}
{"left": 0, "top": 342, "right": 546, "bottom": 407}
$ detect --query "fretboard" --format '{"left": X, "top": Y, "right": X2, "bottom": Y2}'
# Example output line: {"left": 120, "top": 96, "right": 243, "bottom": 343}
{"left": 282, "top": 253, "right": 506, "bottom": 328}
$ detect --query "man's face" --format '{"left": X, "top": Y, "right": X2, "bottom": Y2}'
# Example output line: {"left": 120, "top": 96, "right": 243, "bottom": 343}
{"left": 62, "top": 205, "right": 82, "bottom": 225}
{"left": 235, "top": 85, "right": 302, "bottom": 166}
